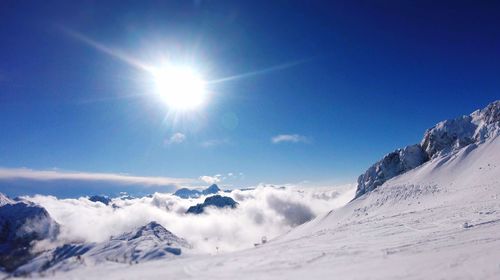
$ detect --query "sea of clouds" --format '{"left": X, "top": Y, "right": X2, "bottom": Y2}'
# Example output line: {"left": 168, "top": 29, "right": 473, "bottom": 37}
{"left": 24, "top": 185, "right": 355, "bottom": 254}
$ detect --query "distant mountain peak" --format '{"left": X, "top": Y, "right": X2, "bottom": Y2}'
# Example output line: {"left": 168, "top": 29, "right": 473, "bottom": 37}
{"left": 202, "top": 184, "right": 220, "bottom": 195}
{"left": 174, "top": 184, "right": 222, "bottom": 199}
{"left": 88, "top": 195, "right": 112, "bottom": 205}
{"left": 186, "top": 195, "right": 238, "bottom": 214}
{"left": 0, "top": 193, "right": 14, "bottom": 207}
{"left": 121, "top": 221, "right": 187, "bottom": 245}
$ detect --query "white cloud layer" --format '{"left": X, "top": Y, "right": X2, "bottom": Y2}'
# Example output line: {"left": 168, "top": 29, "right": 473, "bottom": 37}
{"left": 0, "top": 167, "right": 195, "bottom": 187}
{"left": 271, "top": 134, "right": 310, "bottom": 144}
{"left": 24, "top": 185, "right": 355, "bottom": 254}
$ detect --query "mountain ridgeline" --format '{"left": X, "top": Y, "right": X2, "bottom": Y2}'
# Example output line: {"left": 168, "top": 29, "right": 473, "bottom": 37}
{"left": 355, "top": 100, "right": 500, "bottom": 198}
{"left": 174, "top": 184, "right": 221, "bottom": 198}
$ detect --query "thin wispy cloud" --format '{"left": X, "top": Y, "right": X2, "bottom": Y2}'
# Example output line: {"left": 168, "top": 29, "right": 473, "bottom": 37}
{"left": 200, "top": 139, "right": 230, "bottom": 148}
{"left": 271, "top": 134, "right": 310, "bottom": 144}
{"left": 164, "top": 132, "right": 186, "bottom": 145}
{"left": 0, "top": 167, "right": 195, "bottom": 187}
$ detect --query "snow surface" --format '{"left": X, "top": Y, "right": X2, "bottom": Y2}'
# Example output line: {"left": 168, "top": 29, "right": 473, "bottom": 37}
{"left": 21, "top": 123, "right": 500, "bottom": 279}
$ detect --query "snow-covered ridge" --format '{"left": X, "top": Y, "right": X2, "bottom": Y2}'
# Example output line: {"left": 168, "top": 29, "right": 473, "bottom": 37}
{"left": 356, "top": 100, "right": 500, "bottom": 198}
{"left": 422, "top": 100, "right": 500, "bottom": 158}
{"left": 14, "top": 221, "right": 190, "bottom": 276}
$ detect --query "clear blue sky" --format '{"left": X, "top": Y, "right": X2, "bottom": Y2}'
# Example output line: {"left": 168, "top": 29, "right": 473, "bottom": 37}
{"left": 0, "top": 1, "right": 499, "bottom": 197}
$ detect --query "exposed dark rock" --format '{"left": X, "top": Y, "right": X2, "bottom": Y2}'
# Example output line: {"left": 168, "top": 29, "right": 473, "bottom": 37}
{"left": 186, "top": 195, "right": 238, "bottom": 214}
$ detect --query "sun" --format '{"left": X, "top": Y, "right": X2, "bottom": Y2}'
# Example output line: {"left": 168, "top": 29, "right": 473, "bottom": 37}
{"left": 152, "top": 65, "right": 206, "bottom": 111}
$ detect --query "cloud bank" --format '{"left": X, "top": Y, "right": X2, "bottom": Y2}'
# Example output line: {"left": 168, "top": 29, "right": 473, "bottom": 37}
{"left": 0, "top": 167, "right": 195, "bottom": 187}
{"left": 271, "top": 134, "right": 310, "bottom": 144}
{"left": 24, "top": 185, "right": 355, "bottom": 254}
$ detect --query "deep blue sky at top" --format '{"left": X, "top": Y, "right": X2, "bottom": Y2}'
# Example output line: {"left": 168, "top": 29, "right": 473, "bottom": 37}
{"left": 0, "top": 0, "right": 499, "bottom": 194}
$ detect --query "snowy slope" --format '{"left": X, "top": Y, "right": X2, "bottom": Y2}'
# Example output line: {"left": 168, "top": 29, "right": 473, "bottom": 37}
{"left": 29, "top": 102, "right": 500, "bottom": 280}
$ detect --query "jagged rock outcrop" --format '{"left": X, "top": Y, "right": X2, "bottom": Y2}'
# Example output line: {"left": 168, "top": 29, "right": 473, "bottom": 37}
{"left": 356, "top": 145, "right": 428, "bottom": 198}
{"left": 355, "top": 100, "right": 500, "bottom": 198}
{"left": 186, "top": 195, "right": 238, "bottom": 214}
{"left": 421, "top": 100, "right": 500, "bottom": 159}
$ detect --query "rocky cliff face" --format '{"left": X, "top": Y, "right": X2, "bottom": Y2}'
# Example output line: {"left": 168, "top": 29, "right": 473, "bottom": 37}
{"left": 421, "top": 100, "right": 500, "bottom": 159}
{"left": 356, "top": 145, "right": 428, "bottom": 198}
{"left": 355, "top": 100, "right": 500, "bottom": 198}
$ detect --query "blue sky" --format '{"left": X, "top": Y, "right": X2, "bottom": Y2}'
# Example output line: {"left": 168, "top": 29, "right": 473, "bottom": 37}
{"left": 0, "top": 1, "right": 499, "bottom": 197}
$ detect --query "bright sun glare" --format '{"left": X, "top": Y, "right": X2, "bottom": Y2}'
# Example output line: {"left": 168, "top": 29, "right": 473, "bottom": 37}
{"left": 152, "top": 65, "right": 206, "bottom": 111}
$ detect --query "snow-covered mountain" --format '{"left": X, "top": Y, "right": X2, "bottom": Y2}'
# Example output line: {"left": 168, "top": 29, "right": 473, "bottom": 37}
{"left": 0, "top": 201, "right": 60, "bottom": 272}
{"left": 174, "top": 184, "right": 221, "bottom": 199}
{"left": 14, "top": 221, "right": 190, "bottom": 276}
{"left": 356, "top": 100, "right": 500, "bottom": 198}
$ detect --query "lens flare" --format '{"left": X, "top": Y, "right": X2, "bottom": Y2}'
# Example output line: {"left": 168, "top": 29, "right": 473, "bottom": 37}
{"left": 152, "top": 65, "right": 206, "bottom": 111}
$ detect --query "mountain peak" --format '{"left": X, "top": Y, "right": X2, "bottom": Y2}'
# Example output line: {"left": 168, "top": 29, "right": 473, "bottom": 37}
{"left": 186, "top": 195, "right": 238, "bottom": 214}
{"left": 356, "top": 100, "right": 500, "bottom": 198}
{"left": 202, "top": 184, "right": 220, "bottom": 195}
{"left": 0, "top": 193, "right": 14, "bottom": 207}
{"left": 88, "top": 195, "right": 111, "bottom": 205}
